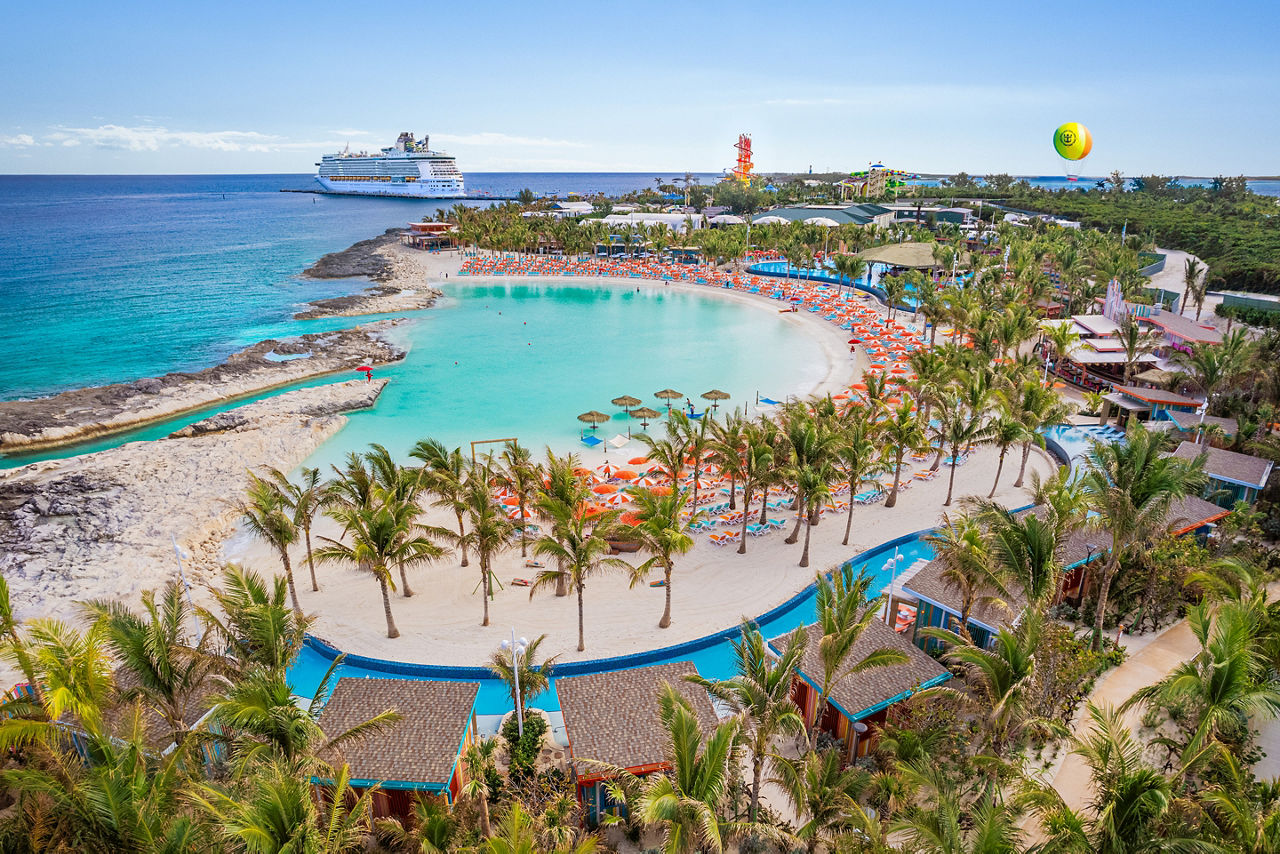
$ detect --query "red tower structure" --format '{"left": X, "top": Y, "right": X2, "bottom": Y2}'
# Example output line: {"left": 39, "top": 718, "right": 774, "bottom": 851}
{"left": 732, "top": 133, "right": 754, "bottom": 183}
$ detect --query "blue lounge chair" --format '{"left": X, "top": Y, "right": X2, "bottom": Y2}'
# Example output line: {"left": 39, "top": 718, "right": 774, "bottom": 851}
{"left": 581, "top": 435, "right": 603, "bottom": 448}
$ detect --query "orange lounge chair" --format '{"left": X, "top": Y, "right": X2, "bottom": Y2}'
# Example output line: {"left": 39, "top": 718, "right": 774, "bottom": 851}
{"left": 511, "top": 577, "right": 532, "bottom": 587}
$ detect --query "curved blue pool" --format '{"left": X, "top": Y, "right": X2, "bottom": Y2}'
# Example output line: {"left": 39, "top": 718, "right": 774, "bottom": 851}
{"left": 288, "top": 530, "right": 939, "bottom": 715}
{"left": 1042, "top": 423, "right": 1126, "bottom": 469}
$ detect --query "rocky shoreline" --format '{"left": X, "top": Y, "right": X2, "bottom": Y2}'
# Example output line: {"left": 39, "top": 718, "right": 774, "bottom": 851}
{"left": 0, "top": 379, "right": 387, "bottom": 626}
{"left": 295, "top": 231, "right": 444, "bottom": 319}
{"left": 0, "top": 321, "right": 406, "bottom": 453}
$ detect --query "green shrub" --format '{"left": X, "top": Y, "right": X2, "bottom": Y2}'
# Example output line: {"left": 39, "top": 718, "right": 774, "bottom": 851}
{"left": 502, "top": 713, "right": 549, "bottom": 778}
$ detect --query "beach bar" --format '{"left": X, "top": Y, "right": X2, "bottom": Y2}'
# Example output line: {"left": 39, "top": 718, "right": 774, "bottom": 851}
{"left": 556, "top": 661, "right": 718, "bottom": 827}
{"left": 770, "top": 621, "right": 949, "bottom": 763}
{"left": 315, "top": 677, "right": 480, "bottom": 819}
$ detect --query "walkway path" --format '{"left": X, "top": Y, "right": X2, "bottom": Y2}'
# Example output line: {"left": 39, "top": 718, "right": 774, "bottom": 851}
{"left": 1040, "top": 618, "right": 1202, "bottom": 813}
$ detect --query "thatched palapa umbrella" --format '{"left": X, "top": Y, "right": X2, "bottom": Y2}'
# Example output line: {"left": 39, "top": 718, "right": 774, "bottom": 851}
{"left": 577, "top": 410, "right": 610, "bottom": 432}
{"left": 654, "top": 388, "right": 683, "bottom": 413}
{"left": 701, "top": 389, "right": 730, "bottom": 411}
{"left": 611, "top": 395, "right": 642, "bottom": 414}
{"left": 631, "top": 407, "right": 661, "bottom": 429}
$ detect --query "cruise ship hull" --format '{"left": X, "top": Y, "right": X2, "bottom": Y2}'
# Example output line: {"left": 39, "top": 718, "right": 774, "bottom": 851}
{"left": 313, "top": 177, "right": 467, "bottom": 199}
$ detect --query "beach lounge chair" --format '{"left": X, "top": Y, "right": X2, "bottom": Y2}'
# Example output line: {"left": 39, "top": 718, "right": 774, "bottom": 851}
{"left": 581, "top": 435, "right": 603, "bottom": 448}
{"left": 745, "top": 523, "right": 768, "bottom": 537}
{"left": 523, "top": 559, "right": 544, "bottom": 569}
{"left": 511, "top": 578, "right": 532, "bottom": 587}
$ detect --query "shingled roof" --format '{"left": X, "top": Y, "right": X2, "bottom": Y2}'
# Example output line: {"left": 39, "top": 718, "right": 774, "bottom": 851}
{"left": 1171, "top": 441, "right": 1274, "bottom": 488}
{"left": 770, "top": 620, "right": 948, "bottom": 720}
{"left": 317, "top": 678, "right": 478, "bottom": 786}
{"left": 1165, "top": 494, "right": 1232, "bottom": 534}
{"left": 903, "top": 557, "right": 1024, "bottom": 631}
{"left": 557, "top": 662, "right": 717, "bottom": 772}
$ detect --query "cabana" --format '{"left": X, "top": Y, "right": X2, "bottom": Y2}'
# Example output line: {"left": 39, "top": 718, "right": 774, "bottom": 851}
{"left": 557, "top": 662, "right": 717, "bottom": 826}
{"left": 1171, "top": 441, "right": 1274, "bottom": 507}
{"left": 1101, "top": 385, "right": 1200, "bottom": 427}
{"left": 770, "top": 621, "right": 948, "bottom": 763}
{"left": 855, "top": 242, "right": 967, "bottom": 269}
{"left": 315, "top": 678, "right": 480, "bottom": 819}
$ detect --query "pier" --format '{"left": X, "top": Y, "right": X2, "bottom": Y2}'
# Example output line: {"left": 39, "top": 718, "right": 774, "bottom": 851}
{"left": 281, "top": 188, "right": 521, "bottom": 201}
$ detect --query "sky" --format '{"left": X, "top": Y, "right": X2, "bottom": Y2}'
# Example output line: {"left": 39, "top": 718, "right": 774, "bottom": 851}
{"left": 1, "top": 1, "right": 1277, "bottom": 176}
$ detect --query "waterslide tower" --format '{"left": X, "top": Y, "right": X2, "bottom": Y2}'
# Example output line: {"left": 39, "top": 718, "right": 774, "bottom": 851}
{"left": 732, "top": 133, "right": 754, "bottom": 183}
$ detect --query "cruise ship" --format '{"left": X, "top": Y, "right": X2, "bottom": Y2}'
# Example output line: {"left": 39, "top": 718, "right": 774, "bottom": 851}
{"left": 315, "top": 132, "right": 465, "bottom": 198}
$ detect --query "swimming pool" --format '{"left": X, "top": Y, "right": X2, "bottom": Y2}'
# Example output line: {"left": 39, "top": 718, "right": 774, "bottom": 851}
{"left": 1041, "top": 423, "right": 1126, "bottom": 469}
{"left": 287, "top": 530, "right": 938, "bottom": 715}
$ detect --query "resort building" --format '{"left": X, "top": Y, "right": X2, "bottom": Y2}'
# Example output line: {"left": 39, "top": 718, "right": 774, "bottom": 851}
{"left": 1159, "top": 409, "right": 1239, "bottom": 443}
{"left": 770, "top": 621, "right": 949, "bottom": 763}
{"left": 752, "top": 203, "right": 894, "bottom": 228}
{"left": 400, "top": 221, "right": 458, "bottom": 250}
{"left": 596, "top": 212, "right": 699, "bottom": 233}
{"left": 315, "top": 677, "right": 480, "bottom": 819}
{"left": 556, "top": 662, "right": 718, "bottom": 826}
{"left": 1131, "top": 305, "right": 1222, "bottom": 354}
{"left": 1171, "top": 441, "right": 1274, "bottom": 507}
{"left": 1099, "top": 385, "right": 1201, "bottom": 428}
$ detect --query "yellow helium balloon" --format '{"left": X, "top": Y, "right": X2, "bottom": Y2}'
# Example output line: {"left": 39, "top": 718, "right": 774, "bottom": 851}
{"left": 1053, "top": 123, "right": 1092, "bottom": 161}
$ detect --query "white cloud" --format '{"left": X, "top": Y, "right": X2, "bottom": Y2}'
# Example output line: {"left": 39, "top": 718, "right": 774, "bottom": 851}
{"left": 46, "top": 124, "right": 287, "bottom": 153}
{"left": 0, "top": 134, "right": 35, "bottom": 147}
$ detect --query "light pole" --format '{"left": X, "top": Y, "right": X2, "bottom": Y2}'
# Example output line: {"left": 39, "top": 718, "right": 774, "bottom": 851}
{"left": 883, "top": 548, "right": 905, "bottom": 626}
{"left": 501, "top": 631, "right": 529, "bottom": 738}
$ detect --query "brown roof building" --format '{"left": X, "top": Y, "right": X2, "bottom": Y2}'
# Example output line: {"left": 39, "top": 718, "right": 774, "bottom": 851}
{"left": 769, "top": 620, "right": 948, "bottom": 762}
{"left": 1171, "top": 441, "right": 1274, "bottom": 498}
{"left": 316, "top": 677, "right": 479, "bottom": 810}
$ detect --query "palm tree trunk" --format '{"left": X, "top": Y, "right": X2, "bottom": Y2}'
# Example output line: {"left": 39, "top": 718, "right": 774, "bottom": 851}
{"left": 799, "top": 511, "right": 813, "bottom": 567}
{"left": 989, "top": 447, "right": 1008, "bottom": 499}
{"left": 944, "top": 444, "right": 959, "bottom": 506}
{"left": 280, "top": 549, "right": 301, "bottom": 616}
{"left": 659, "top": 561, "right": 672, "bottom": 628}
{"left": 576, "top": 581, "right": 586, "bottom": 652}
{"left": 1013, "top": 440, "right": 1032, "bottom": 488}
{"left": 842, "top": 496, "right": 856, "bottom": 546}
{"left": 456, "top": 512, "right": 469, "bottom": 567}
{"left": 750, "top": 753, "right": 764, "bottom": 822}
{"left": 398, "top": 559, "right": 413, "bottom": 597}
{"left": 379, "top": 573, "right": 400, "bottom": 639}
{"left": 739, "top": 486, "right": 752, "bottom": 554}
{"left": 304, "top": 526, "right": 319, "bottom": 592}
{"left": 786, "top": 488, "right": 804, "bottom": 544}
{"left": 1091, "top": 561, "right": 1117, "bottom": 652}
{"left": 519, "top": 498, "right": 528, "bottom": 557}
{"left": 478, "top": 792, "right": 492, "bottom": 838}
{"left": 885, "top": 459, "right": 903, "bottom": 508}
{"left": 727, "top": 475, "right": 737, "bottom": 510}
{"left": 480, "top": 558, "right": 490, "bottom": 627}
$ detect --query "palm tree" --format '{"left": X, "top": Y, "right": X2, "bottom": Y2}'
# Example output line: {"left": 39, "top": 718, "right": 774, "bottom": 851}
{"left": 1183, "top": 257, "right": 1208, "bottom": 321}
{"left": 1023, "top": 703, "right": 1214, "bottom": 854}
{"left": 461, "top": 737, "right": 501, "bottom": 838}
{"left": 736, "top": 431, "right": 776, "bottom": 553}
{"left": 833, "top": 414, "right": 881, "bottom": 546}
{"left": 1080, "top": 424, "right": 1205, "bottom": 650}
{"left": 891, "top": 768, "right": 1025, "bottom": 854}
{"left": 479, "top": 802, "right": 598, "bottom": 854}
{"left": 81, "top": 582, "right": 219, "bottom": 746}
{"left": 637, "top": 433, "right": 687, "bottom": 488}
{"left": 412, "top": 438, "right": 473, "bottom": 568}
{"left": 924, "top": 513, "right": 1009, "bottom": 642}
{"left": 209, "top": 660, "right": 399, "bottom": 770}
{"left": 498, "top": 441, "right": 542, "bottom": 558}
{"left": 794, "top": 465, "right": 832, "bottom": 567}
{"left": 237, "top": 470, "right": 303, "bottom": 616}
{"left": 986, "top": 406, "right": 1032, "bottom": 499}
{"left": 530, "top": 505, "right": 632, "bottom": 652}
{"left": 627, "top": 486, "right": 695, "bottom": 628}
{"left": 266, "top": 465, "right": 325, "bottom": 592}
{"left": 1123, "top": 600, "right": 1280, "bottom": 755}
{"left": 879, "top": 399, "right": 929, "bottom": 508}
{"left": 708, "top": 411, "right": 747, "bottom": 510}
{"left": 0, "top": 576, "right": 40, "bottom": 704}
{"left": 772, "top": 748, "right": 874, "bottom": 854}
{"left": 607, "top": 683, "right": 745, "bottom": 854}
{"left": 458, "top": 466, "right": 515, "bottom": 626}
{"left": 1174, "top": 340, "right": 1248, "bottom": 444}
{"left": 671, "top": 410, "right": 712, "bottom": 508}
{"left": 317, "top": 490, "right": 447, "bottom": 639}
{"left": 0, "top": 617, "right": 114, "bottom": 744}
{"left": 1007, "top": 381, "right": 1073, "bottom": 488}
{"left": 1116, "top": 315, "right": 1160, "bottom": 386}
{"left": 806, "top": 564, "right": 909, "bottom": 748}
{"left": 198, "top": 565, "right": 310, "bottom": 676}
{"left": 919, "top": 612, "right": 1063, "bottom": 763}
{"left": 973, "top": 501, "right": 1066, "bottom": 608}
{"left": 192, "top": 760, "right": 375, "bottom": 854}
{"left": 688, "top": 622, "right": 807, "bottom": 822}
{"left": 488, "top": 633, "right": 560, "bottom": 712}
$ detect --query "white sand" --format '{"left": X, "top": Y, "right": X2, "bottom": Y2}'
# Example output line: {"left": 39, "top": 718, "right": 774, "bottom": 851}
{"left": 224, "top": 247, "right": 1055, "bottom": 667}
